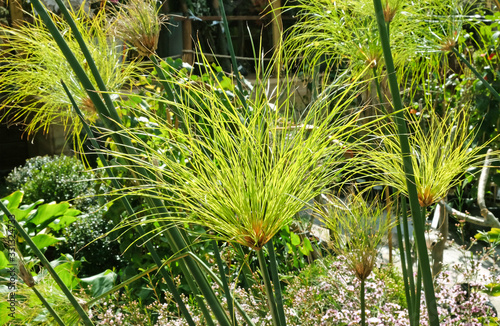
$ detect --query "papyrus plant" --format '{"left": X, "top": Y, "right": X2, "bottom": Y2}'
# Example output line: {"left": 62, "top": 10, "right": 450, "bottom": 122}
{"left": 317, "top": 192, "right": 395, "bottom": 326}
{"left": 284, "top": 0, "right": 479, "bottom": 103}
{"left": 0, "top": 4, "right": 142, "bottom": 140}
{"left": 100, "top": 55, "right": 364, "bottom": 325}
{"left": 362, "top": 108, "right": 497, "bottom": 208}
{"left": 110, "top": 0, "right": 166, "bottom": 58}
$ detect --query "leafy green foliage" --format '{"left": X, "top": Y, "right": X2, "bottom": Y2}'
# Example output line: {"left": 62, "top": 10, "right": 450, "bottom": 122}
{"left": 5, "top": 156, "right": 120, "bottom": 276}
{"left": 6, "top": 155, "right": 106, "bottom": 211}
{"left": 475, "top": 227, "right": 500, "bottom": 244}
{"left": 0, "top": 191, "right": 80, "bottom": 256}
{"left": 57, "top": 209, "right": 122, "bottom": 277}
{"left": 274, "top": 225, "right": 316, "bottom": 274}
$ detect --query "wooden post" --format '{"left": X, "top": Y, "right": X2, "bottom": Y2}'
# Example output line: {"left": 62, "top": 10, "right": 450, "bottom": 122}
{"left": 180, "top": 1, "right": 193, "bottom": 65}
{"left": 270, "top": 0, "right": 282, "bottom": 74}
{"left": 9, "top": 0, "right": 23, "bottom": 26}
{"left": 182, "top": 19, "right": 193, "bottom": 64}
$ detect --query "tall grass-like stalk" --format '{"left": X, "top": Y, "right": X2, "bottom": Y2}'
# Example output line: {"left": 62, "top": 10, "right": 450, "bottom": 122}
{"left": 372, "top": 0, "right": 438, "bottom": 323}
{"left": 62, "top": 81, "right": 197, "bottom": 326}
{"left": 27, "top": 0, "right": 231, "bottom": 323}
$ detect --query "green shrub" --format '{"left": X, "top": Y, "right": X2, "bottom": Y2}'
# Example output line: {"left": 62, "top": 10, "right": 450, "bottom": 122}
{"left": 58, "top": 208, "right": 123, "bottom": 276}
{"left": 5, "top": 155, "right": 105, "bottom": 211}
{"left": 5, "top": 155, "right": 120, "bottom": 275}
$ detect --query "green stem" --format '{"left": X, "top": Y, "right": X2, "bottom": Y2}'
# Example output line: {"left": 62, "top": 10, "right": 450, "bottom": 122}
{"left": 451, "top": 47, "right": 500, "bottom": 102}
{"left": 32, "top": 287, "right": 66, "bottom": 326}
{"left": 266, "top": 239, "right": 286, "bottom": 326}
{"left": 401, "top": 196, "right": 416, "bottom": 308}
{"left": 360, "top": 278, "right": 366, "bottom": 326}
{"left": 212, "top": 240, "right": 236, "bottom": 326}
{"left": 176, "top": 257, "right": 215, "bottom": 326}
{"left": 150, "top": 55, "right": 189, "bottom": 134}
{"left": 53, "top": 0, "right": 117, "bottom": 115}
{"left": 0, "top": 203, "right": 94, "bottom": 326}
{"left": 396, "top": 209, "right": 414, "bottom": 322}
{"left": 234, "top": 244, "right": 256, "bottom": 289}
{"left": 372, "top": 66, "right": 384, "bottom": 107}
{"left": 411, "top": 206, "right": 426, "bottom": 324}
{"left": 256, "top": 249, "right": 280, "bottom": 326}
{"left": 186, "top": 252, "right": 256, "bottom": 326}
{"left": 372, "top": 1, "right": 439, "bottom": 324}
{"left": 413, "top": 262, "right": 422, "bottom": 325}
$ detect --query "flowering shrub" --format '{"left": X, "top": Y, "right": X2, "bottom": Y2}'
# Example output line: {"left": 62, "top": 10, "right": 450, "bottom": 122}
{"left": 91, "top": 256, "right": 498, "bottom": 325}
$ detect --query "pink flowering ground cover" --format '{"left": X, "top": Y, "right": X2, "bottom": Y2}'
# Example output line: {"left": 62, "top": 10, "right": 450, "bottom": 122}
{"left": 92, "top": 256, "right": 498, "bottom": 325}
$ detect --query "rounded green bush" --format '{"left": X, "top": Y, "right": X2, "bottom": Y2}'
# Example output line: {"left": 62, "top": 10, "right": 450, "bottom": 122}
{"left": 5, "top": 155, "right": 104, "bottom": 210}
{"left": 58, "top": 209, "right": 123, "bottom": 276}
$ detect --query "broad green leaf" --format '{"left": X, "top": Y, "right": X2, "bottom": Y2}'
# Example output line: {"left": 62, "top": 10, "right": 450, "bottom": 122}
{"left": 31, "top": 234, "right": 64, "bottom": 249}
{"left": 299, "top": 237, "right": 313, "bottom": 256}
{"left": 220, "top": 76, "right": 233, "bottom": 90}
{"left": 1, "top": 191, "right": 23, "bottom": 211}
{"left": 303, "top": 237, "right": 313, "bottom": 252}
{"left": 29, "top": 202, "right": 70, "bottom": 225}
{"left": 80, "top": 270, "right": 117, "bottom": 298}
{"left": 64, "top": 209, "right": 81, "bottom": 217}
{"left": 48, "top": 214, "right": 78, "bottom": 232}
{"left": 11, "top": 202, "right": 41, "bottom": 221}
{"left": 53, "top": 259, "right": 81, "bottom": 289}
{"left": 290, "top": 232, "right": 301, "bottom": 246}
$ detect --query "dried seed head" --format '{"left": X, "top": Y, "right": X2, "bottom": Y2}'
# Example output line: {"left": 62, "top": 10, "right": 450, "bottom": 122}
{"left": 354, "top": 249, "right": 377, "bottom": 280}
{"left": 383, "top": 2, "right": 398, "bottom": 23}
{"left": 418, "top": 187, "right": 436, "bottom": 207}
{"left": 440, "top": 37, "right": 457, "bottom": 52}
{"left": 134, "top": 33, "right": 159, "bottom": 58}
{"left": 19, "top": 262, "right": 35, "bottom": 287}
{"left": 81, "top": 96, "right": 97, "bottom": 116}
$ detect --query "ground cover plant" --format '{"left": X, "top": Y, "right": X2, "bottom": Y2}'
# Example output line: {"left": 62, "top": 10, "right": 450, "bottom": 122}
{"left": 1, "top": 0, "right": 500, "bottom": 325}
